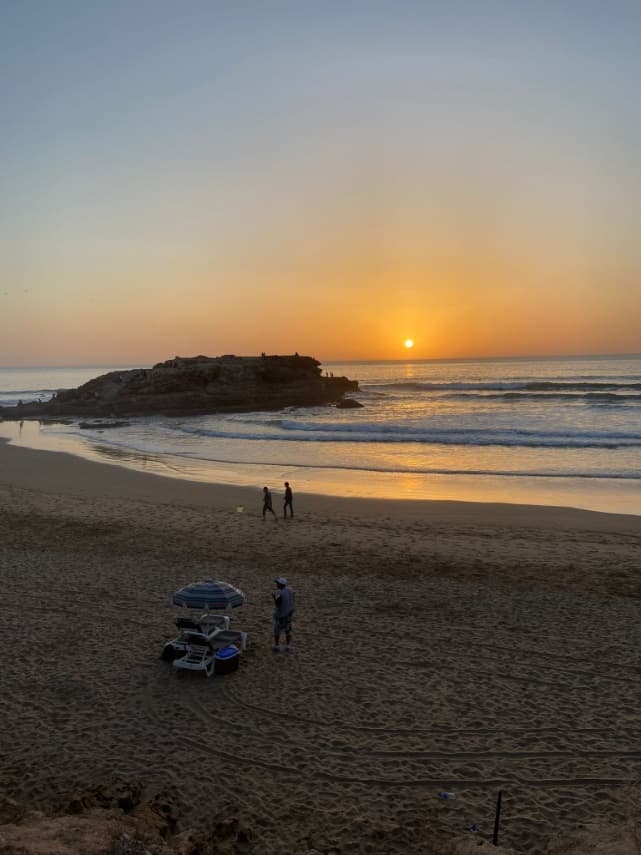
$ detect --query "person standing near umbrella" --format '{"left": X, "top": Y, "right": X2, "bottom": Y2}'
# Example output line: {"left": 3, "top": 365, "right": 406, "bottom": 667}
{"left": 272, "top": 576, "right": 295, "bottom": 652}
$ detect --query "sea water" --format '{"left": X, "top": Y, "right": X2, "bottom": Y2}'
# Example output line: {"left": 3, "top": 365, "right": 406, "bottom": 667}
{"left": 1, "top": 356, "right": 640, "bottom": 514}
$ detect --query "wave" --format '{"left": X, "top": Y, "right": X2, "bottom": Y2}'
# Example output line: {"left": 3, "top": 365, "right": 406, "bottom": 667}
{"left": 89, "top": 442, "right": 641, "bottom": 482}
{"left": 182, "top": 457, "right": 641, "bottom": 481}
{"left": 166, "top": 421, "right": 641, "bottom": 449}
{"left": 366, "top": 380, "right": 641, "bottom": 393}
{"left": 0, "top": 388, "right": 56, "bottom": 404}
{"left": 448, "top": 392, "right": 641, "bottom": 404}
{"left": 66, "top": 431, "right": 641, "bottom": 481}
{"left": 0, "top": 388, "right": 58, "bottom": 396}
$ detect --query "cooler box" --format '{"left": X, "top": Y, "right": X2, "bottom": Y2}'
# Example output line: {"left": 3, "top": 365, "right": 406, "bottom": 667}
{"left": 214, "top": 644, "right": 240, "bottom": 675}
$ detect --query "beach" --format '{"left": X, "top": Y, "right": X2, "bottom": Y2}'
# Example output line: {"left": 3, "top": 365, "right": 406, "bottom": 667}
{"left": 2, "top": 439, "right": 641, "bottom": 854}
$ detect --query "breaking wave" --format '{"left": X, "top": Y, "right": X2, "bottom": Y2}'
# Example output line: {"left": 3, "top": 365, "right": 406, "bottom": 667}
{"left": 174, "top": 421, "right": 641, "bottom": 449}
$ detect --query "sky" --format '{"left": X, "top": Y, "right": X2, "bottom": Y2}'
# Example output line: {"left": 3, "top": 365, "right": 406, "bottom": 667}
{"left": 1, "top": 1, "right": 640, "bottom": 366}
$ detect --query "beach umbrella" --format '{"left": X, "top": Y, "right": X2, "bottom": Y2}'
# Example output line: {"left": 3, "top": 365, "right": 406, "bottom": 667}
{"left": 173, "top": 579, "right": 245, "bottom": 610}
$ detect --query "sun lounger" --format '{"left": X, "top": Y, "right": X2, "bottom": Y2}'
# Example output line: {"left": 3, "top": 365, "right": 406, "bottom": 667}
{"left": 172, "top": 643, "right": 215, "bottom": 678}
{"left": 162, "top": 613, "right": 244, "bottom": 662}
{"left": 174, "top": 613, "right": 229, "bottom": 633}
{"left": 197, "top": 613, "right": 230, "bottom": 633}
{"left": 210, "top": 628, "right": 247, "bottom": 651}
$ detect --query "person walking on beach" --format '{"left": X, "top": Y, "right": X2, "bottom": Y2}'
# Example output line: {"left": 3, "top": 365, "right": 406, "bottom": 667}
{"left": 283, "top": 481, "right": 294, "bottom": 517}
{"left": 262, "top": 486, "right": 277, "bottom": 520}
{"left": 272, "top": 576, "right": 295, "bottom": 652}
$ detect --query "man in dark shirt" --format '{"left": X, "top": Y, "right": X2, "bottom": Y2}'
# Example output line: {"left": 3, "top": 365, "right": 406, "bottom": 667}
{"left": 283, "top": 481, "right": 294, "bottom": 517}
{"left": 262, "top": 486, "right": 276, "bottom": 520}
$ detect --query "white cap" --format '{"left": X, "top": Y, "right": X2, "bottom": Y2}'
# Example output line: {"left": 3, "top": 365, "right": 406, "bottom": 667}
{"left": 274, "top": 576, "right": 288, "bottom": 586}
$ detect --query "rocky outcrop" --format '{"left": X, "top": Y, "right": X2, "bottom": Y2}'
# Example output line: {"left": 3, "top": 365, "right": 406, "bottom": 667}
{"left": 0, "top": 354, "right": 359, "bottom": 419}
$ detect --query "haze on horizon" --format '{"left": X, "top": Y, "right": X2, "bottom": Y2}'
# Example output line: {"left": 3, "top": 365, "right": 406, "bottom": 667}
{"left": 1, "top": 1, "right": 640, "bottom": 367}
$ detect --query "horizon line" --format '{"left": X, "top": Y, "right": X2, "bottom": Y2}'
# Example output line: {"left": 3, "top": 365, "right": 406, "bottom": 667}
{"left": 2, "top": 351, "right": 641, "bottom": 370}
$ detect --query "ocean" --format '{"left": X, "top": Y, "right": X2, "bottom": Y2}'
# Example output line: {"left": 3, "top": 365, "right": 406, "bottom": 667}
{"left": 1, "top": 356, "right": 640, "bottom": 515}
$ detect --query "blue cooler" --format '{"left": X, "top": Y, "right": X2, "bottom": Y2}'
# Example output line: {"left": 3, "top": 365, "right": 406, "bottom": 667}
{"left": 214, "top": 644, "right": 240, "bottom": 675}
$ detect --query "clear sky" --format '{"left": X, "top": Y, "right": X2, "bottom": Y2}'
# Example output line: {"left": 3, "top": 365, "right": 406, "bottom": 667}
{"left": 1, "top": 1, "right": 640, "bottom": 365}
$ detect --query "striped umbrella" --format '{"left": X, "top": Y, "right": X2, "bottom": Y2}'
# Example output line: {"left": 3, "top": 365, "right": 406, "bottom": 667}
{"left": 173, "top": 579, "right": 245, "bottom": 610}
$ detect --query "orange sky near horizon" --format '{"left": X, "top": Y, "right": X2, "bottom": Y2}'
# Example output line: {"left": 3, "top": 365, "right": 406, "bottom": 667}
{"left": 4, "top": 259, "right": 639, "bottom": 366}
{"left": 3, "top": 204, "right": 639, "bottom": 365}
{"left": 2, "top": 3, "right": 640, "bottom": 367}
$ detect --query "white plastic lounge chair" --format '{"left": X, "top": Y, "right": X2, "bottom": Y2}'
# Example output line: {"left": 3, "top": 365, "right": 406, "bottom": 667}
{"left": 162, "top": 613, "right": 232, "bottom": 661}
{"left": 196, "top": 613, "right": 230, "bottom": 635}
{"left": 162, "top": 600, "right": 250, "bottom": 666}
{"left": 174, "top": 612, "right": 229, "bottom": 636}
{"left": 172, "top": 643, "right": 215, "bottom": 678}
{"left": 210, "top": 628, "right": 248, "bottom": 651}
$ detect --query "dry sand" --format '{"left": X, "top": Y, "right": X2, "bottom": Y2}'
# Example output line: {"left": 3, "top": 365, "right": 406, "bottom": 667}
{"left": 1, "top": 439, "right": 641, "bottom": 854}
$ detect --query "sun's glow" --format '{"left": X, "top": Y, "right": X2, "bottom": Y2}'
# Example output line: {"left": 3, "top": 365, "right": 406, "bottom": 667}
{"left": 404, "top": 339, "right": 414, "bottom": 349}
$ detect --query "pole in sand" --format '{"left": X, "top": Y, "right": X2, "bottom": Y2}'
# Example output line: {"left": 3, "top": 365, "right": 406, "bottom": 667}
{"left": 492, "top": 789, "right": 502, "bottom": 846}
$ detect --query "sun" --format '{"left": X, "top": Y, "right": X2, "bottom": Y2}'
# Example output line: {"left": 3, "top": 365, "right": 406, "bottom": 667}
{"left": 404, "top": 338, "right": 414, "bottom": 349}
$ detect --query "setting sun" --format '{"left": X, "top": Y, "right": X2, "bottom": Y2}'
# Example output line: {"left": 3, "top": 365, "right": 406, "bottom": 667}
{"left": 404, "top": 339, "right": 414, "bottom": 349}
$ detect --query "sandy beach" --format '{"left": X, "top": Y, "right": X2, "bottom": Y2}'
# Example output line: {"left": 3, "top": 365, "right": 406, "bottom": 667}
{"left": 2, "top": 439, "right": 641, "bottom": 854}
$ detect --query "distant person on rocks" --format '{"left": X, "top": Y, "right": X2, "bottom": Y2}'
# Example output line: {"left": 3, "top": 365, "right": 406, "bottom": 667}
{"left": 272, "top": 576, "right": 295, "bottom": 652}
{"left": 262, "top": 486, "right": 277, "bottom": 520}
{"left": 283, "top": 481, "right": 294, "bottom": 518}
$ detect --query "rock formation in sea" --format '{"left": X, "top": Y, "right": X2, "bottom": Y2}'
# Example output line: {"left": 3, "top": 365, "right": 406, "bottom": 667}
{"left": 0, "top": 354, "right": 360, "bottom": 419}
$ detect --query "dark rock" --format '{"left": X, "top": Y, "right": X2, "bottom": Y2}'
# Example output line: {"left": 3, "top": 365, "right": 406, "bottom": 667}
{"left": 0, "top": 354, "right": 359, "bottom": 420}
{"left": 335, "top": 398, "right": 363, "bottom": 408}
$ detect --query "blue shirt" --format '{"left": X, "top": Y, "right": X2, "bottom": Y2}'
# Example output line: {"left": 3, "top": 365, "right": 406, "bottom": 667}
{"left": 273, "top": 586, "right": 294, "bottom": 618}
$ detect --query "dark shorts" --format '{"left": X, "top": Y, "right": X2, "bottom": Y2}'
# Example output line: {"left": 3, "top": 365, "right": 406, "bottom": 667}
{"left": 273, "top": 613, "right": 293, "bottom": 636}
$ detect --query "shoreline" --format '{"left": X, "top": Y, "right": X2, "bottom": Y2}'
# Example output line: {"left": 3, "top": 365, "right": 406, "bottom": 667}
{"left": 1, "top": 436, "right": 640, "bottom": 532}
{"left": 1, "top": 418, "right": 640, "bottom": 518}
{"left": 3, "top": 436, "right": 641, "bottom": 853}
